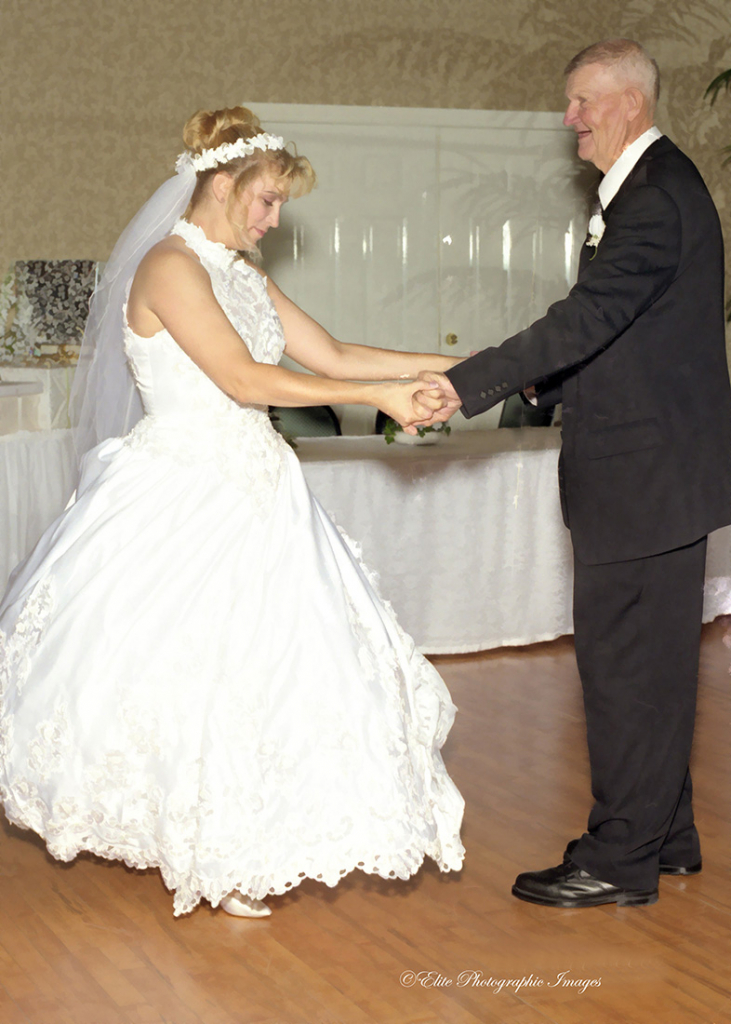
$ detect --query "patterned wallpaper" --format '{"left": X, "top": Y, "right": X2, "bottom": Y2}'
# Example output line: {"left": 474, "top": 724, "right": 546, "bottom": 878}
{"left": 1, "top": 0, "right": 730, "bottom": 295}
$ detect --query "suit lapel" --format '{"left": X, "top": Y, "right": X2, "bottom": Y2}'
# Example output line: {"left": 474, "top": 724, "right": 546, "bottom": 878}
{"left": 602, "top": 136, "right": 673, "bottom": 217}
{"left": 578, "top": 136, "right": 675, "bottom": 275}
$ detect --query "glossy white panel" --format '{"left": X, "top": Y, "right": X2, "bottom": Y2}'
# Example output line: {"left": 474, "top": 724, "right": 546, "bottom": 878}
{"left": 252, "top": 105, "right": 595, "bottom": 432}
{"left": 260, "top": 123, "right": 440, "bottom": 355}
{"left": 437, "top": 123, "right": 592, "bottom": 428}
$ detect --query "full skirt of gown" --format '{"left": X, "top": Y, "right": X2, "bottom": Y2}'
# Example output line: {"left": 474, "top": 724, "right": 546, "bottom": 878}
{"left": 0, "top": 430, "right": 465, "bottom": 915}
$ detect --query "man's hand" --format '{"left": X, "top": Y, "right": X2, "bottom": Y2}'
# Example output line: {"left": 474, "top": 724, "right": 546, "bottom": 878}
{"left": 413, "top": 370, "right": 463, "bottom": 426}
{"left": 380, "top": 379, "right": 446, "bottom": 434}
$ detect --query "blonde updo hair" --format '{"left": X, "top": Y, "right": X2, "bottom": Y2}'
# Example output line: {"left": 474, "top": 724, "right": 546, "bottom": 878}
{"left": 182, "top": 106, "right": 316, "bottom": 245}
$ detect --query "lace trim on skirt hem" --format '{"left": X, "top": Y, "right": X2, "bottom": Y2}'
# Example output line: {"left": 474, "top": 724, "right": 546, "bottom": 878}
{"left": 0, "top": 802, "right": 464, "bottom": 916}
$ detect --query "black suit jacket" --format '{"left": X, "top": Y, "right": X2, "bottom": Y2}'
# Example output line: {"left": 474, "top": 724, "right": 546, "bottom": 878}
{"left": 446, "top": 137, "right": 731, "bottom": 564}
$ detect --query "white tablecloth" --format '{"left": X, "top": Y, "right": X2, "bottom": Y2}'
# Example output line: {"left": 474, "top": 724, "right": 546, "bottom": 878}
{"left": 0, "top": 381, "right": 44, "bottom": 435}
{"left": 2, "top": 428, "right": 730, "bottom": 653}
{"left": 296, "top": 432, "right": 731, "bottom": 651}
{"left": 298, "top": 431, "right": 575, "bottom": 652}
{"left": 0, "top": 429, "right": 77, "bottom": 592}
{"left": 0, "top": 366, "right": 76, "bottom": 430}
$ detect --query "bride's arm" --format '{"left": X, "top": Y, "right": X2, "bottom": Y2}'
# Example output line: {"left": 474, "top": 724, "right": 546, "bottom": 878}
{"left": 265, "top": 275, "right": 462, "bottom": 379}
{"left": 129, "top": 246, "right": 443, "bottom": 429}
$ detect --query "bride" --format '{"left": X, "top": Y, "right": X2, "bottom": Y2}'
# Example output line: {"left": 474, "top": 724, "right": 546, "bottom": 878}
{"left": 0, "top": 106, "right": 465, "bottom": 918}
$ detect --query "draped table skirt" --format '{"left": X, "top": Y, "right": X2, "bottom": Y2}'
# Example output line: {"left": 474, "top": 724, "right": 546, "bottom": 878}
{"left": 1, "top": 429, "right": 77, "bottom": 592}
{"left": 2, "top": 427, "right": 730, "bottom": 653}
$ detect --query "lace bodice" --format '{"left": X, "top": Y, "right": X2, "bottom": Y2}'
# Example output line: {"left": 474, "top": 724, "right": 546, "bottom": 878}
{"left": 121, "top": 219, "right": 290, "bottom": 510}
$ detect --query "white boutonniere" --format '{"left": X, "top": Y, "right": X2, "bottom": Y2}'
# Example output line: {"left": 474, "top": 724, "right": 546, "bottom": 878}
{"left": 587, "top": 212, "right": 605, "bottom": 251}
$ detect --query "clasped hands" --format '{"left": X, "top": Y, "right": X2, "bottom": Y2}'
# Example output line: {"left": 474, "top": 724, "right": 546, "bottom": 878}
{"left": 389, "top": 371, "right": 463, "bottom": 435}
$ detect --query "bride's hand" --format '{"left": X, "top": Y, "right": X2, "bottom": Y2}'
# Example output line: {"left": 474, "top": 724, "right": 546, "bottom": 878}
{"left": 415, "top": 371, "right": 462, "bottom": 425}
{"left": 379, "top": 380, "right": 446, "bottom": 435}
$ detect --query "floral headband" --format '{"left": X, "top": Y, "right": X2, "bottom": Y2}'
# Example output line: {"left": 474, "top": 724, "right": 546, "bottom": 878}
{"left": 176, "top": 132, "right": 285, "bottom": 174}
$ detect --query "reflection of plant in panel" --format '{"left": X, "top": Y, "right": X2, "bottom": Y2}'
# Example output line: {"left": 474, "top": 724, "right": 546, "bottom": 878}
{"left": 432, "top": 144, "right": 596, "bottom": 344}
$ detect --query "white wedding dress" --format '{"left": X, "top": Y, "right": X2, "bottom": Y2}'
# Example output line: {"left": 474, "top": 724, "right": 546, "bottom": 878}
{"left": 0, "top": 219, "right": 464, "bottom": 915}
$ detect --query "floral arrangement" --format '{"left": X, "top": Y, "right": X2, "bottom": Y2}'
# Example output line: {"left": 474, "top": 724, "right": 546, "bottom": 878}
{"left": 0, "top": 259, "right": 98, "bottom": 364}
{"left": 382, "top": 417, "right": 451, "bottom": 444}
{"left": 0, "top": 270, "right": 17, "bottom": 361}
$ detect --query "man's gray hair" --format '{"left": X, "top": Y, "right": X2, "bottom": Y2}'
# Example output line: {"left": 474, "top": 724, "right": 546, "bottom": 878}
{"left": 564, "top": 39, "right": 660, "bottom": 108}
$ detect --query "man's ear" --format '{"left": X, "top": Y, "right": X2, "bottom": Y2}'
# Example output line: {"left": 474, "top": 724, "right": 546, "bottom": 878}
{"left": 624, "top": 87, "right": 645, "bottom": 122}
{"left": 211, "top": 172, "right": 234, "bottom": 204}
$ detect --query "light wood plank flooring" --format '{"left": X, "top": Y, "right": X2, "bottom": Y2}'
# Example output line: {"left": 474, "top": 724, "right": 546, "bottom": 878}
{"left": 1, "top": 619, "right": 730, "bottom": 1024}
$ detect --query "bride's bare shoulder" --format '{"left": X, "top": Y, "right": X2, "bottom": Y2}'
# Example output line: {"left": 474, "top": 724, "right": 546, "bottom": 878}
{"left": 135, "top": 235, "right": 207, "bottom": 288}
{"left": 128, "top": 237, "right": 214, "bottom": 336}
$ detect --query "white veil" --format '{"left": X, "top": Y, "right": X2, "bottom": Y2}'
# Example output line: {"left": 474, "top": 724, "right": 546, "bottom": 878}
{"left": 70, "top": 156, "right": 197, "bottom": 464}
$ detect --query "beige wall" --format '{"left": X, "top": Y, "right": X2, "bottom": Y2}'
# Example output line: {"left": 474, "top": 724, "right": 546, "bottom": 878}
{"left": 1, "top": 0, "right": 730, "bottom": 284}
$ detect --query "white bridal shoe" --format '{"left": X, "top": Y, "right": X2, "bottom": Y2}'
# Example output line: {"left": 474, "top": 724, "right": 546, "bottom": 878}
{"left": 219, "top": 892, "right": 272, "bottom": 918}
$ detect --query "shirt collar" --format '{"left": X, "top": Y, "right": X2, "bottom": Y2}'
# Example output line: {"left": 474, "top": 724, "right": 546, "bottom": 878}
{"left": 598, "top": 126, "right": 663, "bottom": 209}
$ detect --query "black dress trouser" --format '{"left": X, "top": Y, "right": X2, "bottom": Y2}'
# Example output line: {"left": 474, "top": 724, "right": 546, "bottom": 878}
{"left": 568, "top": 535, "right": 708, "bottom": 891}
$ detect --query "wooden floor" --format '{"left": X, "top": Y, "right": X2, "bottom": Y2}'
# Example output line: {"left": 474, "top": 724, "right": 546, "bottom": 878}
{"left": 2, "top": 620, "right": 731, "bottom": 1024}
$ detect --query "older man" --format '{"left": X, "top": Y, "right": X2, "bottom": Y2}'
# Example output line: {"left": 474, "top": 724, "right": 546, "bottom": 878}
{"left": 422, "top": 39, "right": 731, "bottom": 907}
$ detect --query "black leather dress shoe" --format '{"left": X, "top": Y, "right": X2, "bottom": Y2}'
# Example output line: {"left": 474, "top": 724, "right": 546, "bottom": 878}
{"left": 563, "top": 838, "right": 702, "bottom": 877}
{"left": 657, "top": 860, "right": 703, "bottom": 876}
{"left": 512, "top": 862, "right": 658, "bottom": 908}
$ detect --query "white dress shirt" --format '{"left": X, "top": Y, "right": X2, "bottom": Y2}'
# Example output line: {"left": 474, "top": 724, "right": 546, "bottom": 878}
{"left": 598, "top": 125, "right": 664, "bottom": 209}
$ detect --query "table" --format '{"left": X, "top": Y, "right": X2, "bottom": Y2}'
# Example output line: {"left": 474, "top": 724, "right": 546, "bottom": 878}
{"left": 0, "top": 366, "right": 76, "bottom": 430}
{"left": 0, "top": 429, "right": 77, "bottom": 593}
{"left": 2, "top": 428, "right": 730, "bottom": 653}
{"left": 297, "top": 430, "right": 574, "bottom": 652}
{"left": 296, "top": 431, "right": 731, "bottom": 652}
{"left": 0, "top": 381, "right": 44, "bottom": 434}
